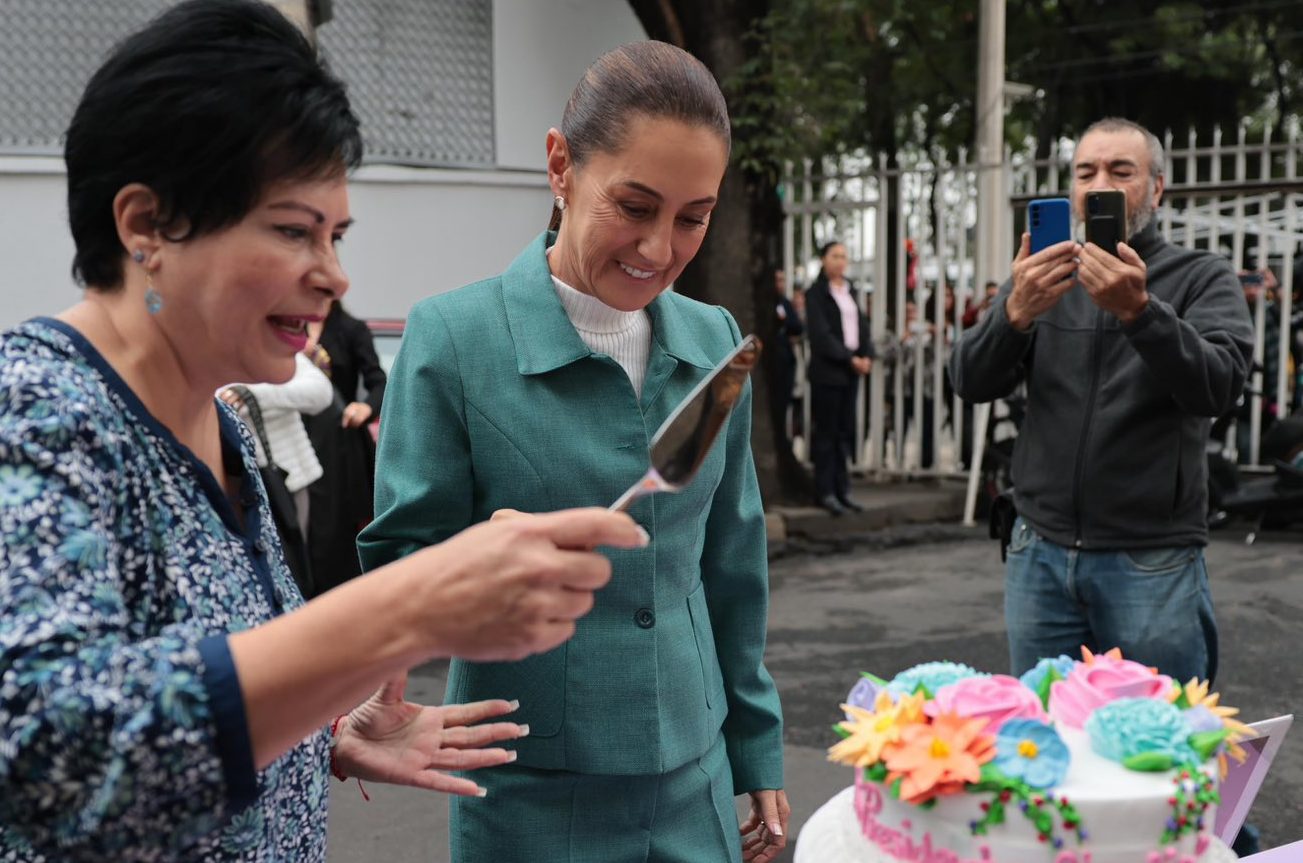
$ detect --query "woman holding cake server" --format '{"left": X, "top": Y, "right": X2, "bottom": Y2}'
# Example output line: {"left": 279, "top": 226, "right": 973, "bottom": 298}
{"left": 360, "top": 41, "right": 789, "bottom": 863}
{"left": 0, "top": 2, "right": 646, "bottom": 860}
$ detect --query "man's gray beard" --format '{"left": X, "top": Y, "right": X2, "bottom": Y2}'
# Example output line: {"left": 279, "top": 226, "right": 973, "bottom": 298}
{"left": 1128, "top": 193, "right": 1156, "bottom": 239}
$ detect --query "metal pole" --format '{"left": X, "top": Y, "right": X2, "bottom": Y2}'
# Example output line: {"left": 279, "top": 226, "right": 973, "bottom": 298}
{"left": 963, "top": 403, "right": 991, "bottom": 527}
{"left": 975, "top": 0, "right": 1007, "bottom": 289}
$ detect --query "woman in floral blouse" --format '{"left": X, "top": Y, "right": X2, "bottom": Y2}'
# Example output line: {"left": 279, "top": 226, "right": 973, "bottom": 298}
{"left": 0, "top": 2, "right": 645, "bottom": 861}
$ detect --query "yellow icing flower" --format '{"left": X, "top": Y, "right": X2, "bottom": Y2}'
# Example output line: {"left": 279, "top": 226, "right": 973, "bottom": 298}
{"left": 829, "top": 690, "right": 926, "bottom": 768}
{"left": 1167, "top": 677, "right": 1254, "bottom": 776}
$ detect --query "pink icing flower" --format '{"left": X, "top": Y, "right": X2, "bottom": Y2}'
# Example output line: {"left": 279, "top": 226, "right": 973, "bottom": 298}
{"left": 1049, "top": 654, "right": 1173, "bottom": 729}
{"left": 924, "top": 674, "right": 1048, "bottom": 733}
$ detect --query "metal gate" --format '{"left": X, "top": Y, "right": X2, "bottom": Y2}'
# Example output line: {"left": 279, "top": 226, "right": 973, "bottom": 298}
{"left": 781, "top": 123, "right": 1303, "bottom": 492}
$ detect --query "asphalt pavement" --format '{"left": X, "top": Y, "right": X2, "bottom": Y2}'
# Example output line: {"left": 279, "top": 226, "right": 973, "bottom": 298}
{"left": 327, "top": 522, "right": 1303, "bottom": 862}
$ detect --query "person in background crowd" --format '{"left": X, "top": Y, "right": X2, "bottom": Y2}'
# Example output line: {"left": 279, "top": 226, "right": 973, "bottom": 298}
{"left": 220, "top": 351, "right": 332, "bottom": 593}
{"left": 222, "top": 351, "right": 332, "bottom": 541}
{"left": 0, "top": 3, "right": 646, "bottom": 860}
{"left": 950, "top": 117, "right": 1253, "bottom": 689}
{"left": 360, "top": 40, "right": 788, "bottom": 863}
{"left": 963, "top": 280, "right": 1001, "bottom": 328}
{"left": 805, "top": 241, "right": 873, "bottom": 515}
{"left": 774, "top": 269, "right": 805, "bottom": 442}
{"left": 303, "top": 299, "right": 386, "bottom": 595}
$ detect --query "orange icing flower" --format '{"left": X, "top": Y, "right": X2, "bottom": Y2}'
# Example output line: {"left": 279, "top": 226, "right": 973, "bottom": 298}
{"left": 829, "top": 690, "right": 926, "bottom": 768}
{"left": 883, "top": 712, "right": 997, "bottom": 804}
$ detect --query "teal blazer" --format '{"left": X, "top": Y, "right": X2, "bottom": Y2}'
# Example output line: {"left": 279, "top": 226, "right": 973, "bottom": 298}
{"left": 358, "top": 233, "right": 783, "bottom": 792}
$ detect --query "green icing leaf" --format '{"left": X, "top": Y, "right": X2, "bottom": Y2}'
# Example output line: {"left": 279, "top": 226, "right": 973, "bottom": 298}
{"left": 1123, "top": 751, "right": 1176, "bottom": 772}
{"left": 889, "top": 777, "right": 904, "bottom": 799}
{"left": 833, "top": 723, "right": 851, "bottom": 740}
{"left": 913, "top": 682, "right": 933, "bottom": 699}
{"left": 1190, "top": 729, "right": 1230, "bottom": 760}
{"left": 866, "top": 762, "right": 888, "bottom": 782}
{"left": 989, "top": 799, "right": 1006, "bottom": 825}
{"left": 1172, "top": 683, "right": 1191, "bottom": 710}
{"left": 1036, "top": 665, "right": 1063, "bottom": 711}
{"left": 860, "top": 672, "right": 888, "bottom": 687}
{"left": 919, "top": 797, "right": 938, "bottom": 810}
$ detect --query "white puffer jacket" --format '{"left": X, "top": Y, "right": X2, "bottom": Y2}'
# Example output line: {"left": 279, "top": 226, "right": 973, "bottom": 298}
{"left": 232, "top": 354, "right": 333, "bottom": 493}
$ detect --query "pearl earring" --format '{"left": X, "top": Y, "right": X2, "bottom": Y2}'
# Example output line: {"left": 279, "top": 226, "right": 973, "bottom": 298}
{"left": 132, "top": 249, "right": 145, "bottom": 263}
{"left": 554, "top": 195, "right": 566, "bottom": 212}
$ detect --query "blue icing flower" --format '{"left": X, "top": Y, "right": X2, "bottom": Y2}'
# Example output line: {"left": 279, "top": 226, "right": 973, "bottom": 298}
{"left": 1086, "top": 697, "right": 1197, "bottom": 765}
{"left": 887, "top": 661, "right": 986, "bottom": 698}
{"left": 1019, "top": 655, "right": 1078, "bottom": 693}
{"left": 995, "top": 719, "right": 1070, "bottom": 788}
{"left": 845, "top": 675, "right": 883, "bottom": 716}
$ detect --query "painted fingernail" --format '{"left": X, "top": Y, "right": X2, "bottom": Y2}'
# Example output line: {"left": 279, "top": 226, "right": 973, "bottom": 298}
{"left": 517, "top": 723, "right": 530, "bottom": 737}
{"left": 769, "top": 823, "right": 783, "bottom": 837}
{"left": 507, "top": 750, "right": 518, "bottom": 762}
{"left": 635, "top": 526, "right": 650, "bottom": 546}
{"left": 507, "top": 699, "right": 520, "bottom": 711}
{"left": 476, "top": 787, "right": 488, "bottom": 798}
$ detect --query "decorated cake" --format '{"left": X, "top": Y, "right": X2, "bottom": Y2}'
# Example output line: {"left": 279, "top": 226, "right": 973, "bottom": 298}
{"left": 821, "top": 649, "right": 1249, "bottom": 863}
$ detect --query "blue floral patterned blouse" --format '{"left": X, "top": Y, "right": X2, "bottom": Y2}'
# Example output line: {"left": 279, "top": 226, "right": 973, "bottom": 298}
{"left": 0, "top": 319, "right": 329, "bottom": 861}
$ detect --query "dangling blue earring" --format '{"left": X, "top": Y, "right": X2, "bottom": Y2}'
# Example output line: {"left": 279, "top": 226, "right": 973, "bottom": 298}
{"left": 134, "top": 249, "right": 163, "bottom": 315}
{"left": 144, "top": 278, "right": 163, "bottom": 315}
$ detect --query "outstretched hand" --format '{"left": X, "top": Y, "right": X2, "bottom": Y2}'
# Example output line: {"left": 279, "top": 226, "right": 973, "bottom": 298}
{"left": 740, "top": 789, "right": 791, "bottom": 862}
{"left": 405, "top": 507, "right": 647, "bottom": 662}
{"left": 333, "top": 673, "right": 527, "bottom": 797}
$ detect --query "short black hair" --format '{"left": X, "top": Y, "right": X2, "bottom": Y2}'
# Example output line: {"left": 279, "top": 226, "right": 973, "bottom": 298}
{"left": 65, "top": 0, "right": 363, "bottom": 289}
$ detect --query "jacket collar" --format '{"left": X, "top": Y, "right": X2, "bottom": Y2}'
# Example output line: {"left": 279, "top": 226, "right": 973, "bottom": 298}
{"left": 503, "top": 232, "right": 717, "bottom": 375}
{"left": 1129, "top": 221, "right": 1165, "bottom": 260}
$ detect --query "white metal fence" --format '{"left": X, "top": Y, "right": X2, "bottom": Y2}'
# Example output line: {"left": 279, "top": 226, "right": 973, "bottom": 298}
{"left": 781, "top": 123, "right": 1303, "bottom": 486}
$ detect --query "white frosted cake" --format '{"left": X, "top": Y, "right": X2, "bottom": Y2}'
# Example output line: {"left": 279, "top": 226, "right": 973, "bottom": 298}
{"left": 814, "top": 650, "right": 1248, "bottom": 863}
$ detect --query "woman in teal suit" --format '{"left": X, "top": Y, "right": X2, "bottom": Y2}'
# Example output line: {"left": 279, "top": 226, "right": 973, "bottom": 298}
{"left": 359, "top": 41, "right": 787, "bottom": 863}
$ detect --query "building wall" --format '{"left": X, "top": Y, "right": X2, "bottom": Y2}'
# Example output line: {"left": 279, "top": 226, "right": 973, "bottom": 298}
{"left": 0, "top": 0, "right": 644, "bottom": 329}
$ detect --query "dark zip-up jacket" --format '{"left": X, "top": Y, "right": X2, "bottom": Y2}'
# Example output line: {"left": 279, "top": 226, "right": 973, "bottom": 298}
{"left": 949, "top": 223, "right": 1254, "bottom": 549}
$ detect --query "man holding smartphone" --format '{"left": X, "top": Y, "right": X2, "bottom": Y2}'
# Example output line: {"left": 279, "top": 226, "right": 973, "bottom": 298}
{"left": 950, "top": 118, "right": 1254, "bottom": 687}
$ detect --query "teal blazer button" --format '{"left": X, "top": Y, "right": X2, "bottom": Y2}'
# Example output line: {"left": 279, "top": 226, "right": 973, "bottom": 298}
{"left": 634, "top": 608, "right": 655, "bottom": 629}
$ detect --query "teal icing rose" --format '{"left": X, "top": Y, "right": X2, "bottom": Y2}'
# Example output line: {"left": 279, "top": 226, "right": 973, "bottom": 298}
{"left": 1085, "top": 697, "right": 1198, "bottom": 770}
{"left": 887, "top": 661, "right": 987, "bottom": 698}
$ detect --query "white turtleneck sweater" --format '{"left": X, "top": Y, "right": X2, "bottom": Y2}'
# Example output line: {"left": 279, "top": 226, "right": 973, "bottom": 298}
{"left": 550, "top": 273, "right": 652, "bottom": 398}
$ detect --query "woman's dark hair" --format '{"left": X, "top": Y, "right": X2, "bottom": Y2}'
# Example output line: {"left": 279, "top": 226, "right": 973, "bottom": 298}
{"left": 814, "top": 241, "right": 846, "bottom": 283}
{"left": 65, "top": 0, "right": 363, "bottom": 288}
{"left": 549, "top": 41, "right": 730, "bottom": 229}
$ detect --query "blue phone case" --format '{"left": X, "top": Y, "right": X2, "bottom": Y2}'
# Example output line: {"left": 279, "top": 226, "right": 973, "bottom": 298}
{"left": 1029, "top": 198, "right": 1071, "bottom": 253}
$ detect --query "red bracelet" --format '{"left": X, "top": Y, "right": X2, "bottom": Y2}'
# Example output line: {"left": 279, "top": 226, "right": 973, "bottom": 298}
{"left": 328, "top": 715, "right": 348, "bottom": 781}
{"left": 328, "top": 714, "right": 371, "bottom": 801}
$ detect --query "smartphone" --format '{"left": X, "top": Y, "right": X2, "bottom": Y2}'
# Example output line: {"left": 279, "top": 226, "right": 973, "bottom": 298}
{"left": 1085, "top": 190, "right": 1127, "bottom": 256}
{"left": 1239, "top": 272, "right": 1265, "bottom": 286}
{"left": 1028, "top": 198, "right": 1071, "bottom": 254}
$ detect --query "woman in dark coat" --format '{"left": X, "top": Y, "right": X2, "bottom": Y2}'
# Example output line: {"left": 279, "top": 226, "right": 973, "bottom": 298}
{"left": 804, "top": 241, "right": 873, "bottom": 515}
{"left": 305, "top": 300, "right": 386, "bottom": 595}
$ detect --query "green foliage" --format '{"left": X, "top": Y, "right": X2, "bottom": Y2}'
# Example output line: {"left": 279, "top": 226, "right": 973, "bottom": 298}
{"left": 726, "top": 0, "right": 1303, "bottom": 177}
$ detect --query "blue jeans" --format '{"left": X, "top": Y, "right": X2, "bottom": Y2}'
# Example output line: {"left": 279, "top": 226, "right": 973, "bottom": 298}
{"left": 1004, "top": 517, "right": 1218, "bottom": 684}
